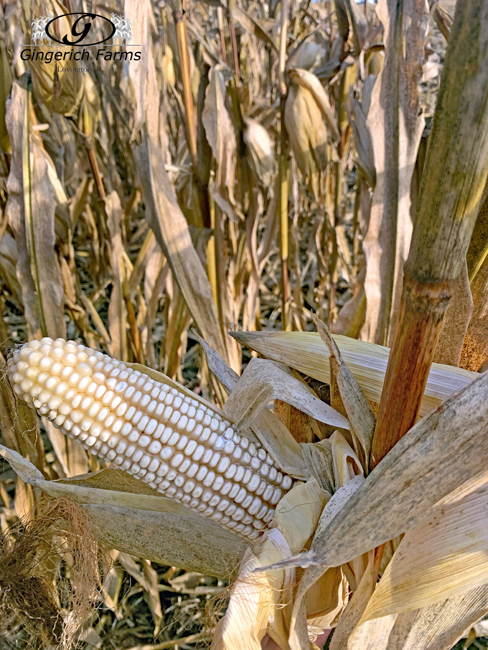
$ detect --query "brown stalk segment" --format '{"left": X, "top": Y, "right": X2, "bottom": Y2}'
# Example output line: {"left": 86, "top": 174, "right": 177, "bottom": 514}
{"left": 371, "top": 0, "right": 488, "bottom": 466}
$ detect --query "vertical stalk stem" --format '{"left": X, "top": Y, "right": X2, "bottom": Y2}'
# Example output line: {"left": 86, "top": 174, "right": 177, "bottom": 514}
{"left": 371, "top": 0, "right": 488, "bottom": 466}
{"left": 174, "top": 3, "right": 198, "bottom": 171}
{"left": 23, "top": 79, "right": 47, "bottom": 337}
{"left": 278, "top": 0, "right": 290, "bottom": 330}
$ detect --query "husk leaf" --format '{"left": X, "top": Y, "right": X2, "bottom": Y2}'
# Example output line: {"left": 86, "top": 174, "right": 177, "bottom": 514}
{"left": 0, "top": 445, "right": 247, "bottom": 578}
{"left": 212, "top": 479, "right": 328, "bottom": 650}
{"left": 253, "top": 369, "right": 488, "bottom": 571}
{"left": 230, "top": 330, "right": 477, "bottom": 417}
{"left": 223, "top": 358, "right": 350, "bottom": 430}
{"left": 313, "top": 316, "right": 375, "bottom": 464}
{"left": 360, "top": 482, "right": 488, "bottom": 621}
{"left": 385, "top": 585, "right": 488, "bottom": 650}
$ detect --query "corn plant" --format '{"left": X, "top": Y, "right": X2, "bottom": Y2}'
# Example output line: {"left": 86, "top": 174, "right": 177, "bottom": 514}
{"left": 1, "top": 0, "right": 488, "bottom": 649}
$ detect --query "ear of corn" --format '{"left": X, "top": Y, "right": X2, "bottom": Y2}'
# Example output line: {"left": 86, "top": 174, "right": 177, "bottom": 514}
{"left": 8, "top": 338, "right": 294, "bottom": 541}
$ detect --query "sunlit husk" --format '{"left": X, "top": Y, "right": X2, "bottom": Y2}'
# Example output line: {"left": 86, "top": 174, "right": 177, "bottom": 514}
{"left": 212, "top": 479, "right": 329, "bottom": 650}
{"left": 230, "top": 331, "right": 477, "bottom": 417}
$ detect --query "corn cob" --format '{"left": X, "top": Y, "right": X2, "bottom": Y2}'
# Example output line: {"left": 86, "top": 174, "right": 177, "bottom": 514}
{"left": 8, "top": 338, "right": 294, "bottom": 540}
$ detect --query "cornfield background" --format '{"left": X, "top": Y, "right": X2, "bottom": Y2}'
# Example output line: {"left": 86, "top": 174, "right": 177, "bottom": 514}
{"left": 2, "top": 0, "right": 488, "bottom": 648}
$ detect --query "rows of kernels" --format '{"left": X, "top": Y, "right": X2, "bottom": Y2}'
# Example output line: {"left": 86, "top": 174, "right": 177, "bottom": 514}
{"left": 9, "top": 339, "right": 294, "bottom": 540}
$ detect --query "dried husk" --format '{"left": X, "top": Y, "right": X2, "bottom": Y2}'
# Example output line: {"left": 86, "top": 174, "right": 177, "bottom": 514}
{"left": 223, "top": 358, "right": 350, "bottom": 430}
{"left": 313, "top": 316, "right": 375, "bottom": 465}
{"left": 284, "top": 82, "right": 328, "bottom": 197}
{"left": 243, "top": 118, "right": 275, "bottom": 189}
{"left": 212, "top": 479, "right": 328, "bottom": 650}
{"left": 288, "top": 446, "right": 365, "bottom": 650}
{"left": 385, "top": 585, "right": 488, "bottom": 650}
{"left": 329, "top": 553, "right": 376, "bottom": 650}
{"left": 0, "top": 445, "right": 247, "bottom": 578}
{"left": 230, "top": 330, "right": 476, "bottom": 417}
{"left": 288, "top": 68, "right": 340, "bottom": 142}
{"left": 255, "top": 369, "right": 488, "bottom": 573}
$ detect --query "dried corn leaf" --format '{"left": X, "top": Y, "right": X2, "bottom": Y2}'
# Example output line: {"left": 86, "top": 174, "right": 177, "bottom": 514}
{"left": 231, "top": 5, "right": 277, "bottom": 51}
{"left": 288, "top": 68, "right": 340, "bottom": 142}
{"left": 430, "top": 0, "right": 453, "bottom": 41}
{"left": 313, "top": 316, "right": 375, "bottom": 463}
{"left": 349, "top": 97, "right": 376, "bottom": 187}
{"left": 362, "top": 0, "right": 427, "bottom": 346}
{"left": 0, "top": 42, "right": 11, "bottom": 153}
{"left": 223, "top": 358, "right": 349, "bottom": 430}
{"left": 0, "top": 445, "right": 247, "bottom": 578}
{"left": 134, "top": 132, "right": 227, "bottom": 360}
{"left": 6, "top": 81, "right": 66, "bottom": 338}
{"left": 207, "top": 1, "right": 277, "bottom": 51}
{"left": 360, "top": 482, "right": 488, "bottom": 621}
{"left": 202, "top": 66, "right": 236, "bottom": 205}
{"left": 0, "top": 233, "right": 22, "bottom": 298}
{"left": 126, "top": 0, "right": 159, "bottom": 138}
{"left": 385, "top": 585, "right": 488, "bottom": 650}
{"left": 230, "top": 331, "right": 476, "bottom": 417}
{"left": 106, "top": 191, "right": 127, "bottom": 361}
{"left": 338, "top": 0, "right": 368, "bottom": 53}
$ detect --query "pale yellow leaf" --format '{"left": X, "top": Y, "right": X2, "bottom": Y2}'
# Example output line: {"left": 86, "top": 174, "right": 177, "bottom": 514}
{"left": 230, "top": 330, "right": 477, "bottom": 417}
{"left": 385, "top": 585, "right": 488, "bottom": 650}
{"left": 361, "top": 482, "right": 488, "bottom": 621}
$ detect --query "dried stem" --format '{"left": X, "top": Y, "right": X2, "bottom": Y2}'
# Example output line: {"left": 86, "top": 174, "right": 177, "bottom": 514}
{"left": 371, "top": 0, "right": 488, "bottom": 466}
{"left": 174, "top": 1, "right": 211, "bottom": 228}
{"left": 279, "top": 0, "right": 290, "bottom": 330}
